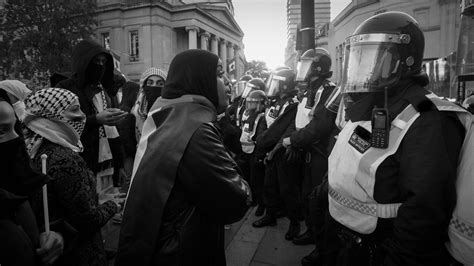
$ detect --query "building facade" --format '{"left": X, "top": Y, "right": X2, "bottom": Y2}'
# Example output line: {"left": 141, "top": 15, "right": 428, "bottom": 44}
{"left": 285, "top": 0, "right": 331, "bottom": 69}
{"left": 95, "top": 0, "right": 245, "bottom": 81}
{"left": 328, "top": 0, "right": 461, "bottom": 83}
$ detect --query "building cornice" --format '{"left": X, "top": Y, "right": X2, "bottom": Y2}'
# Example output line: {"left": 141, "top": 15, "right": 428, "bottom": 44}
{"left": 96, "top": 1, "right": 243, "bottom": 37}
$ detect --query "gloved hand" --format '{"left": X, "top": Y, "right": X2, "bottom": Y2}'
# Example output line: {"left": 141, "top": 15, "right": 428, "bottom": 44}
{"left": 36, "top": 231, "right": 64, "bottom": 265}
{"left": 264, "top": 143, "right": 283, "bottom": 165}
{"left": 285, "top": 147, "right": 302, "bottom": 163}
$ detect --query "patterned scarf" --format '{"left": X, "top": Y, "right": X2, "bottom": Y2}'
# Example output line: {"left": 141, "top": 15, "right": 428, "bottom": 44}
{"left": 23, "top": 88, "right": 85, "bottom": 158}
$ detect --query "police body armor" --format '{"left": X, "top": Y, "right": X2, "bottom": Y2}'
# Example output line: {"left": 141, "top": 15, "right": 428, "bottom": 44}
{"left": 328, "top": 94, "right": 470, "bottom": 235}
{"left": 295, "top": 85, "right": 325, "bottom": 130}
{"left": 240, "top": 112, "right": 265, "bottom": 154}
{"left": 265, "top": 98, "right": 294, "bottom": 127}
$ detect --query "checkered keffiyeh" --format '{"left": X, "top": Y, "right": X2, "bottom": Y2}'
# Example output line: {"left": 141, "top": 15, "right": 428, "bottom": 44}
{"left": 23, "top": 88, "right": 83, "bottom": 157}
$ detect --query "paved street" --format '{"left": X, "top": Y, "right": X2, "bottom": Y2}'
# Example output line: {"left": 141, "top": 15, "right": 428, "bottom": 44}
{"left": 103, "top": 207, "right": 313, "bottom": 266}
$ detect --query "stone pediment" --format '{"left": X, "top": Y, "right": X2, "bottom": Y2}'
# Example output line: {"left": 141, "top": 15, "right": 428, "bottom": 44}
{"left": 198, "top": 5, "right": 243, "bottom": 35}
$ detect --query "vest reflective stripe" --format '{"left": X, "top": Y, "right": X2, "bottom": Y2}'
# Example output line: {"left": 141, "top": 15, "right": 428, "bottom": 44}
{"left": 240, "top": 113, "right": 264, "bottom": 154}
{"left": 328, "top": 185, "right": 401, "bottom": 218}
{"left": 328, "top": 104, "right": 419, "bottom": 234}
{"left": 295, "top": 86, "right": 324, "bottom": 129}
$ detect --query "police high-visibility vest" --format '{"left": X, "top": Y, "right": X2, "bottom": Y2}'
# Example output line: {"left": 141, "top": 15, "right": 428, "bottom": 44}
{"left": 236, "top": 100, "right": 245, "bottom": 127}
{"left": 295, "top": 86, "right": 324, "bottom": 130}
{"left": 328, "top": 94, "right": 470, "bottom": 235}
{"left": 240, "top": 112, "right": 265, "bottom": 154}
{"left": 265, "top": 100, "right": 292, "bottom": 127}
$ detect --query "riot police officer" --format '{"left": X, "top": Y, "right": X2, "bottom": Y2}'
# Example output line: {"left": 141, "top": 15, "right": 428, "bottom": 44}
{"left": 252, "top": 68, "right": 303, "bottom": 241}
{"left": 240, "top": 90, "right": 268, "bottom": 213}
{"left": 325, "top": 11, "right": 467, "bottom": 265}
{"left": 283, "top": 48, "right": 336, "bottom": 246}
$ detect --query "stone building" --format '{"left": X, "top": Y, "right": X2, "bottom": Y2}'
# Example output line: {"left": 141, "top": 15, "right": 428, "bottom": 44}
{"left": 328, "top": 0, "right": 461, "bottom": 83}
{"left": 95, "top": 0, "right": 246, "bottom": 81}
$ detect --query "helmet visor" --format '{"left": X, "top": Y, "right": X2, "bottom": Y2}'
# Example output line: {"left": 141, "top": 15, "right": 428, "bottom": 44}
{"left": 242, "top": 83, "right": 258, "bottom": 98}
{"left": 341, "top": 42, "right": 401, "bottom": 94}
{"left": 266, "top": 75, "right": 286, "bottom": 97}
{"left": 296, "top": 59, "right": 313, "bottom": 82}
{"left": 233, "top": 81, "right": 247, "bottom": 99}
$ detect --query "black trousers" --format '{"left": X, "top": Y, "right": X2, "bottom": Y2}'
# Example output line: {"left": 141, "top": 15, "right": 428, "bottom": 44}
{"left": 249, "top": 154, "right": 265, "bottom": 207}
{"left": 302, "top": 151, "right": 328, "bottom": 231}
{"left": 264, "top": 149, "right": 303, "bottom": 221}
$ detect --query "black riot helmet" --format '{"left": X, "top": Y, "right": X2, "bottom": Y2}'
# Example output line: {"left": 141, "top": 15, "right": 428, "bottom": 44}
{"left": 242, "top": 78, "right": 266, "bottom": 98}
{"left": 266, "top": 68, "right": 297, "bottom": 98}
{"left": 340, "top": 11, "right": 425, "bottom": 96}
{"left": 296, "top": 48, "right": 332, "bottom": 82}
{"left": 234, "top": 74, "right": 253, "bottom": 99}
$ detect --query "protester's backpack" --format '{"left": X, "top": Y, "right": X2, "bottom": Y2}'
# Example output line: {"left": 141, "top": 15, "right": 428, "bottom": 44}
{"left": 445, "top": 103, "right": 474, "bottom": 265}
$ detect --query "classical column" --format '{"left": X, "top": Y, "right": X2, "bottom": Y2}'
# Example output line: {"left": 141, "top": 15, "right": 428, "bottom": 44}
{"left": 200, "top": 31, "right": 210, "bottom": 50}
{"left": 220, "top": 40, "right": 228, "bottom": 73}
{"left": 210, "top": 36, "right": 219, "bottom": 55}
{"left": 185, "top": 26, "right": 199, "bottom": 49}
{"left": 227, "top": 42, "right": 234, "bottom": 60}
{"left": 233, "top": 44, "right": 241, "bottom": 77}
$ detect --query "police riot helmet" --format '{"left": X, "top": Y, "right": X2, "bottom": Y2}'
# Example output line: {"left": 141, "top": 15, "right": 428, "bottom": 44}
{"left": 234, "top": 74, "right": 253, "bottom": 99}
{"left": 266, "top": 68, "right": 297, "bottom": 98}
{"left": 340, "top": 11, "right": 425, "bottom": 96}
{"left": 242, "top": 78, "right": 266, "bottom": 98}
{"left": 245, "top": 90, "right": 267, "bottom": 111}
{"left": 296, "top": 48, "right": 332, "bottom": 82}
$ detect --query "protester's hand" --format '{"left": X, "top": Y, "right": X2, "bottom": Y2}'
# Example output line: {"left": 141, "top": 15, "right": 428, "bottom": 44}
{"left": 112, "top": 197, "right": 125, "bottom": 213}
{"left": 282, "top": 137, "right": 291, "bottom": 148}
{"left": 96, "top": 108, "right": 128, "bottom": 126}
{"left": 285, "top": 147, "right": 301, "bottom": 163}
{"left": 36, "top": 231, "right": 64, "bottom": 265}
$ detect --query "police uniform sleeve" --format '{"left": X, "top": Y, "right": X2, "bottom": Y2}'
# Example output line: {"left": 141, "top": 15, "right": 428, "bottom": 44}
{"left": 381, "top": 111, "right": 464, "bottom": 266}
{"left": 289, "top": 104, "right": 336, "bottom": 149}
{"left": 289, "top": 84, "right": 336, "bottom": 149}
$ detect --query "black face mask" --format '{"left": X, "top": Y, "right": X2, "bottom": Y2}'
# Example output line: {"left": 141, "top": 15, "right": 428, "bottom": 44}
{"left": 143, "top": 86, "right": 163, "bottom": 111}
{"left": 85, "top": 62, "right": 105, "bottom": 85}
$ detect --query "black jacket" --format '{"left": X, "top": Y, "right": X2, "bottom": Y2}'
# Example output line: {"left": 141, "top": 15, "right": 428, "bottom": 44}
{"left": 57, "top": 39, "right": 114, "bottom": 173}
{"left": 256, "top": 97, "right": 298, "bottom": 154}
{"left": 289, "top": 79, "right": 336, "bottom": 155}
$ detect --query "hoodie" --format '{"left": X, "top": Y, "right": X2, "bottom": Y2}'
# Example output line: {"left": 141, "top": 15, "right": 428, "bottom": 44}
{"left": 56, "top": 39, "right": 115, "bottom": 173}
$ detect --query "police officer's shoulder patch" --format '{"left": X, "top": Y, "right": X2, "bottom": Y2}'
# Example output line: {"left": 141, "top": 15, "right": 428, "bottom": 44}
{"left": 349, "top": 125, "right": 371, "bottom": 153}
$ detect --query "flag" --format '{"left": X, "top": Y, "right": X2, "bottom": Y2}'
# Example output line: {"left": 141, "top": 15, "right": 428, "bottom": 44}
{"left": 110, "top": 50, "right": 121, "bottom": 71}
{"left": 228, "top": 58, "right": 236, "bottom": 74}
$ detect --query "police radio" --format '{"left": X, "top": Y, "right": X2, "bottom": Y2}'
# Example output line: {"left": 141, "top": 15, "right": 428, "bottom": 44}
{"left": 371, "top": 108, "right": 389, "bottom": 148}
{"left": 371, "top": 88, "right": 390, "bottom": 149}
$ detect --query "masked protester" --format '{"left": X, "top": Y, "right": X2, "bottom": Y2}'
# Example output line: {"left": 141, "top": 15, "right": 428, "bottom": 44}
{"left": 239, "top": 90, "right": 268, "bottom": 215}
{"left": 0, "top": 94, "right": 64, "bottom": 266}
{"left": 252, "top": 68, "right": 303, "bottom": 241}
{"left": 0, "top": 80, "right": 31, "bottom": 121}
{"left": 115, "top": 50, "right": 251, "bottom": 266}
{"left": 23, "top": 88, "right": 121, "bottom": 266}
{"left": 325, "top": 12, "right": 468, "bottom": 266}
{"left": 57, "top": 39, "right": 127, "bottom": 178}
{"left": 131, "top": 67, "right": 167, "bottom": 141}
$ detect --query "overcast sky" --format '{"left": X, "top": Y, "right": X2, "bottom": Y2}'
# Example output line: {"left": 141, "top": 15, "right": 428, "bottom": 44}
{"left": 233, "top": 0, "right": 351, "bottom": 69}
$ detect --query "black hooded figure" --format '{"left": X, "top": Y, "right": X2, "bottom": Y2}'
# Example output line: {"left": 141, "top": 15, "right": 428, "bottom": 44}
{"left": 115, "top": 50, "right": 251, "bottom": 266}
{"left": 57, "top": 39, "right": 118, "bottom": 173}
